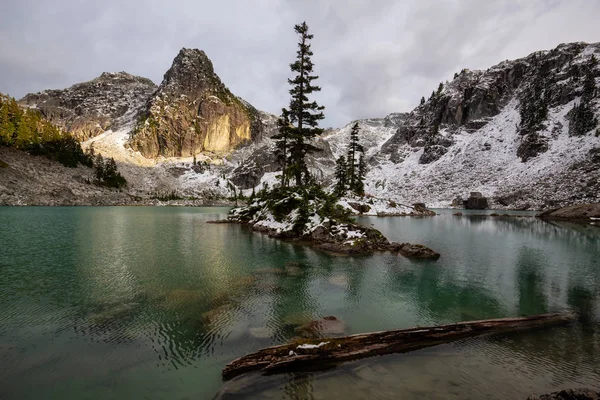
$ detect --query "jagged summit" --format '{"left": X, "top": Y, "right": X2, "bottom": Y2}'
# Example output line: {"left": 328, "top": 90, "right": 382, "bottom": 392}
{"left": 159, "top": 48, "right": 228, "bottom": 98}
{"left": 19, "top": 71, "right": 157, "bottom": 141}
{"left": 128, "top": 48, "right": 262, "bottom": 158}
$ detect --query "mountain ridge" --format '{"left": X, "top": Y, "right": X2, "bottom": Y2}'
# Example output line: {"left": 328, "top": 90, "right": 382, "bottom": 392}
{"left": 4, "top": 41, "right": 600, "bottom": 209}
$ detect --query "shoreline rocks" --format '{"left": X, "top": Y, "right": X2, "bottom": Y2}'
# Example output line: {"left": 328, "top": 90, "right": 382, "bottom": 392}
{"left": 464, "top": 192, "right": 489, "bottom": 210}
{"left": 538, "top": 203, "right": 600, "bottom": 221}
{"left": 391, "top": 243, "right": 441, "bottom": 260}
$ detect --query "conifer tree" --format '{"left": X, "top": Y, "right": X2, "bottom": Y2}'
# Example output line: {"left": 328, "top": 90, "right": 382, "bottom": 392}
{"left": 94, "top": 155, "right": 105, "bottom": 181}
{"left": 276, "top": 22, "right": 325, "bottom": 187}
{"left": 334, "top": 155, "right": 347, "bottom": 196}
{"left": 436, "top": 82, "right": 444, "bottom": 96}
{"left": 273, "top": 109, "right": 292, "bottom": 187}
{"left": 346, "top": 122, "right": 363, "bottom": 191}
{"left": 356, "top": 154, "right": 367, "bottom": 196}
{"left": 420, "top": 96, "right": 425, "bottom": 106}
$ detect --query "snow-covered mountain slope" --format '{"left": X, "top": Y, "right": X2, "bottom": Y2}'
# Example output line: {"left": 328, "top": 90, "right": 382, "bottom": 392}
{"left": 313, "top": 41, "right": 600, "bottom": 209}
{"left": 365, "top": 99, "right": 598, "bottom": 209}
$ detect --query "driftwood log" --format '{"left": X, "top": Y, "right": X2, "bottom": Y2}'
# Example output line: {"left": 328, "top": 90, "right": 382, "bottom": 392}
{"left": 222, "top": 312, "right": 575, "bottom": 380}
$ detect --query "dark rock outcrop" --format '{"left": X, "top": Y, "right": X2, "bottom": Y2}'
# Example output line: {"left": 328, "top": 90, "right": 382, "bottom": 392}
{"left": 527, "top": 389, "right": 600, "bottom": 400}
{"left": 538, "top": 203, "right": 600, "bottom": 220}
{"left": 129, "top": 48, "right": 262, "bottom": 158}
{"left": 347, "top": 202, "right": 371, "bottom": 214}
{"left": 19, "top": 72, "right": 157, "bottom": 141}
{"left": 390, "top": 243, "right": 441, "bottom": 260}
{"left": 517, "top": 132, "right": 550, "bottom": 162}
{"left": 375, "top": 42, "right": 598, "bottom": 166}
{"left": 464, "top": 192, "right": 489, "bottom": 209}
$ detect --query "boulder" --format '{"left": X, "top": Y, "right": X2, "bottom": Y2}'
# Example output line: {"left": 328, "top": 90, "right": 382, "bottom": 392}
{"left": 412, "top": 202, "right": 436, "bottom": 215}
{"left": 527, "top": 389, "right": 600, "bottom": 400}
{"left": 390, "top": 242, "right": 441, "bottom": 260}
{"left": 347, "top": 202, "right": 371, "bottom": 214}
{"left": 451, "top": 196, "right": 463, "bottom": 207}
{"left": 464, "top": 192, "right": 489, "bottom": 209}
{"left": 538, "top": 203, "right": 600, "bottom": 220}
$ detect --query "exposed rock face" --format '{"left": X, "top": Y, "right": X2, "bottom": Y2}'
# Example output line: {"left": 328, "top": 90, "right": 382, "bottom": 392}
{"left": 129, "top": 48, "right": 262, "bottom": 158}
{"left": 464, "top": 192, "right": 489, "bottom": 209}
{"left": 377, "top": 42, "right": 596, "bottom": 166}
{"left": 391, "top": 243, "right": 441, "bottom": 260}
{"left": 538, "top": 203, "right": 600, "bottom": 220}
{"left": 19, "top": 72, "right": 157, "bottom": 141}
{"left": 346, "top": 42, "right": 600, "bottom": 210}
{"left": 527, "top": 389, "right": 600, "bottom": 400}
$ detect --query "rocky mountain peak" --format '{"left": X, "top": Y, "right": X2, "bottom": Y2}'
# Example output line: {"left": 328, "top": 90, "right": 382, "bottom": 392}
{"left": 378, "top": 41, "right": 600, "bottom": 165}
{"left": 158, "top": 48, "right": 227, "bottom": 99}
{"left": 19, "top": 72, "right": 157, "bottom": 141}
{"left": 128, "top": 48, "right": 262, "bottom": 158}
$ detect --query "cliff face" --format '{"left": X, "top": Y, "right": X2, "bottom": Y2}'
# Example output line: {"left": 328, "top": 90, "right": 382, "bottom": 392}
{"left": 377, "top": 42, "right": 598, "bottom": 166}
{"left": 19, "top": 72, "right": 157, "bottom": 141}
{"left": 320, "top": 42, "right": 600, "bottom": 209}
{"left": 128, "top": 48, "right": 261, "bottom": 158}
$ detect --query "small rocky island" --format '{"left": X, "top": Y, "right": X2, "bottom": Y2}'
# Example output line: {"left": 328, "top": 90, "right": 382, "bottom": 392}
{"left": 210, "top": 186, "right": 439, "bottom": 258}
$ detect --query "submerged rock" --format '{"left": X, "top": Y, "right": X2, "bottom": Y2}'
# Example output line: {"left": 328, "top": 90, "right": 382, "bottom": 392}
{"left": 328, "top": 275, "right": 349, "bottom": 287}
{"left": 295, "top": 316, "right": 346, "bottom": 338}
{"left": 248, "top": 326, "right": 273, "bottom": 339}
{"left": 201, "top": 304, "right": 233, "bottom": 325}
{"left": 527, "top": 389, "right": 600, "bottom": 400}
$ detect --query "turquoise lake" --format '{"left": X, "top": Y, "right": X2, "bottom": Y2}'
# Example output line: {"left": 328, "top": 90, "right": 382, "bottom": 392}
{"left": 0, "top": 207, "right": 599, "bottom": 399}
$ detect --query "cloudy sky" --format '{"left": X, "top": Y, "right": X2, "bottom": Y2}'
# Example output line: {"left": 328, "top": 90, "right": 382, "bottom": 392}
{"left": 1, "top": 0, "right": 598, "bottom": 127}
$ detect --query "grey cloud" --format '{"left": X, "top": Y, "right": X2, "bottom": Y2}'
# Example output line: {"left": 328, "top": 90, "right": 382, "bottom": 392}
{"left": 0, "top": 0, "right": 598, "bottom": 127}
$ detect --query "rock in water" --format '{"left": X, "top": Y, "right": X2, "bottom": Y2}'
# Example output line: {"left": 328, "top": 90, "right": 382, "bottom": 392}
{"left": 392, "top": 243, "right": 441, "bottom": 260}
{"left": 128, "top": 48, "right": 262, "bottom": 158}
{"left": 538, "top": 203, "right": 600, "bottom": 220}
{"left": 464, "top": 192, "right": 489, "bottom": 209}
{"left": 527, "top": 389, "right": 600, "bottom": 400}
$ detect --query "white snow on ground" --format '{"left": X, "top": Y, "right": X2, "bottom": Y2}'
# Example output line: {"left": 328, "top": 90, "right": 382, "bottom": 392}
{"left": 322, "top": 116, "right": 401, "bottom": 159}
{"left": 296, "top": 342, "right": 329, "bottom": 350}
{"left": 362, "top": 99, "right": 599, "bottom": 207}
{"left": 337, "top": 196, "right": 419, "bottom": 216}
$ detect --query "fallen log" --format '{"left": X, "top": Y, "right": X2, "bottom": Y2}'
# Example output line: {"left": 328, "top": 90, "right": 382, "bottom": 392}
{"left": 222, "top": 312, "right": 575, "bottom": 380}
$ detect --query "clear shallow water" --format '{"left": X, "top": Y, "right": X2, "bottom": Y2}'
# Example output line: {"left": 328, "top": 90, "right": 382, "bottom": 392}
{"left": 0, "top": 207, "right": 599, "bottom": 399}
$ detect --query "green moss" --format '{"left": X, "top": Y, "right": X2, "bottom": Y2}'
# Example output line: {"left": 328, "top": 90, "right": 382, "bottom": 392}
{"left": 0, "top": 159, "right": 8, "bottom": 168}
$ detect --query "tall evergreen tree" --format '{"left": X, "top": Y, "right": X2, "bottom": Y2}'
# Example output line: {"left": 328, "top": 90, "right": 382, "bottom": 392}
{"left": 94, "top": 155, "right": 105, "bottom": 181}
{"left": 436, "top": 82, "right": 444, "bottom": 96}
{"left": 277, "top": 22, "right": 325, "bottom": 187}
{"left": 334, "top": 155, "right": 347, "bottom": 196}
{"left": 273, "top": 109, "right": 292, "bottom": 187}
{"left": 346, "top": 122, "right": 363, "bottom": 191}
{"left": 356, "top": 154, "right": 367, "bottom": 196}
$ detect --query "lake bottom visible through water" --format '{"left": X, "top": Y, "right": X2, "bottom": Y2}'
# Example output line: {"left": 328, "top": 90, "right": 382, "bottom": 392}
{"left": 0, "top": 207, "right": 598, "bottom": 399}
